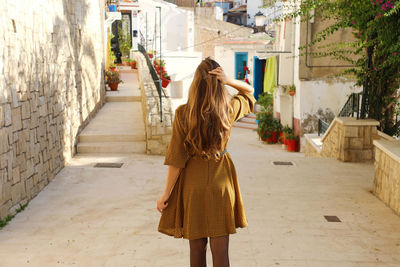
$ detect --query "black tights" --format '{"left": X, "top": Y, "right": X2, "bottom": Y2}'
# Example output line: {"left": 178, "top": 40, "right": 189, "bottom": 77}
{"left": 189, "top": 235, "right": 229, "bottom": 267}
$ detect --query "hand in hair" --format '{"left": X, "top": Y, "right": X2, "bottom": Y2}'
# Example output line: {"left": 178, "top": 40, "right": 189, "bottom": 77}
{"left": 208, "top": 67, "right": 228, "bottom": 85}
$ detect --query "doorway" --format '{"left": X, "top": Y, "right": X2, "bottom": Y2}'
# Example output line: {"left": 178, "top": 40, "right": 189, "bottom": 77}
{"left": 234, "top": 52, "right": 248, "bottom": 80}
{"left": 111, "top": 12, "right": 132, "bottom": 63}
{"left": 253, "top": 56, "right": 266, "bottom": 100}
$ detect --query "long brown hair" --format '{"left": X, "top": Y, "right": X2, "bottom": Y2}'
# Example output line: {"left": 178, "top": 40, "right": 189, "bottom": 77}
{"left": 183, "top": 58, "right": 232, "bottom": 160}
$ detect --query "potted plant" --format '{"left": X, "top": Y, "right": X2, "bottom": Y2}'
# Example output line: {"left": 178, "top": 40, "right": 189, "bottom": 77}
{"left": 286, "top": 133, "right": 299, "bottom": 152}
{"left": 148, "top": 50, "right": 154, "bottom": 59}
{"left": 274, "top": 119, "right": 283, "bottom": 143}
{"left": 282, "top": 125, "right": 293, "bottom": 146}
{"left": 288, "top": 84, "right": 296, "bottom": 96}
{"left": 256, "top": 93, "right": 278, "bottom": 143}
{"left": 160, "top": 60, "right": 166, "bottom": 72}
{"left": 161, "top": 72, "right": 171, "bottom": 88}
{"left": 109, "top": 62, "right": 117, "bottom": 72}
{"left": 130, "top": 59, "right": 137, "bottom": 69}
{"left": 125, "top": 59, "right": 137, "bottom": 69}
{"left": 105, "top": 70, "right": 123, "bottom": 91}
{"left": 256, "top": 111, "right": 277, "bottom": 143}
{"left": 108, "top": 34, "right": 117, "bottom": 71}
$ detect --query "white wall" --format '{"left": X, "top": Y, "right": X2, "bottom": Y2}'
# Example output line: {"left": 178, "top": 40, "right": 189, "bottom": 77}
{"left": 137, "top": 0, "right": 192, "bottom": 54}
{"left": 299, "top": 80, "right": 360, "bottom": 119}
{"left": 215, "top": 45, "right": 258, "bottom": 96}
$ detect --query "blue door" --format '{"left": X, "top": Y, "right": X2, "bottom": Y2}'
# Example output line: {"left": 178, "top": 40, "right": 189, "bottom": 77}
{"left": 234, "top": 52, "right": 248, "bottom": 80}
{"left": 253, "top": 56, "right": 263, "bottom": 100}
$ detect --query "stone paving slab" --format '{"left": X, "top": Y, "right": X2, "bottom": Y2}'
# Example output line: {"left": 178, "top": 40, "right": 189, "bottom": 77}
{"left": 0, "top": 128, "right": 399, "bottom": 266}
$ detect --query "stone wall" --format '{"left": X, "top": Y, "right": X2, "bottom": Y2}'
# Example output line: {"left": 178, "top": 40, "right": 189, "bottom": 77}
{"left": 305, "top": 117, "right": 380, "bottom": 162}
{"left": 373, "top": 140, "right": 400, "bottom": 215}
{"left": 0, "top": 0, "right": 105, "bottom": 219}
{"left": 135, "top": 53, "right": 172, "bottom": 155}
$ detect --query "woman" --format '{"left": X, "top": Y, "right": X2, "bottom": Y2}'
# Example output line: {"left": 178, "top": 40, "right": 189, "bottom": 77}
{"left": 156, "top": 58, "right": 256, "bottom": 267}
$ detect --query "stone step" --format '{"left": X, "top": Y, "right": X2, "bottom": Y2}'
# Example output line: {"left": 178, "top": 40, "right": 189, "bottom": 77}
{"left": 77, "top": 141, "right": 146, "bottom": 154}
{"left": 233, "top": 121, "right": 258, "bottom": 130}
{"left": 79, "top": 134, "right": 145, "bottom": 143}
{"left": 304, "top": 134, "right": 323, "bottom": 153}
{"left": 238, "top": 116, "right": 257, "bottom": 124}
{"left": 106, "top": 95, "right": 141, "bottom": 102}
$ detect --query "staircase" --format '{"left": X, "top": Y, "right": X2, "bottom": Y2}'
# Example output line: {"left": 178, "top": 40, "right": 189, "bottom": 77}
{"left": 77, "top": 68, "right": 146, "bottom": 154}
{"left": 233, "top": 113, "right": 258, "bottom": 130}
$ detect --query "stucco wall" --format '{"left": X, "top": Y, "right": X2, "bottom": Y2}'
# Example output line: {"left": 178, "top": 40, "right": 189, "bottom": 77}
{"left": 298, "top": 16, "right": 356, "bottom": 80}
{"left": 0, "top": 0, "right": 105, "bottom": 219}
{"left": 299, "top": 80, "right": 359, "bottom": 134}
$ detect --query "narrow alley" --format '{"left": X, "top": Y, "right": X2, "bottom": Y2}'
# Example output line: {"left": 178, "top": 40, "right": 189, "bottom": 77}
{"left": 0, "top": 125, "right": 399, "bottom": 266}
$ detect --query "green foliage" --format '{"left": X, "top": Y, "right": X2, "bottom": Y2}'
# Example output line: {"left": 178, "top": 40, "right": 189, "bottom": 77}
{"left": 117, "top": 20, "right": 132, "bottom": 57}
{"left": 282, "top": 125, "right": 293, "bottom": 135}
{"left": 285, "top": 133, "right": 299, "bottom": 141}
{"left": 256, "top": 93, "right": 282, "bottom": 139}
{"left": 274, "top": 0, "right": 400, "bottom": 136}
{"left": 105, "top": 70, "right": 123, "bottom": 84}
{"left": 257, "top": 93, "right": 274, "bottom": 113}
{"left": 108, "top": 32, "right": 116, "bottom": 68}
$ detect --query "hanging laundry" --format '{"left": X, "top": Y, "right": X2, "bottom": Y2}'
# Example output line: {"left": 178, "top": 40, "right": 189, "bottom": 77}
{"left": 263, "top": 56, "right": 277, "bottom": 93}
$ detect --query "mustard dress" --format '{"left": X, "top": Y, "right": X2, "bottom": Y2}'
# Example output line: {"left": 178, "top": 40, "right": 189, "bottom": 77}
{"left": 158, "top": 91, "right": 256, "bottom": 240}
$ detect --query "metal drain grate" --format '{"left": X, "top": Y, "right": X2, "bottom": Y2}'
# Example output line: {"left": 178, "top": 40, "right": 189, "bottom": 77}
{"left": 272, "top": 161, "right": 294, "bottom": 166}
{"left": 94, "top": 162, "right": 123, "bottom": 168}
{"left": 324, "top": 215, "right": 341, "bottom": 222}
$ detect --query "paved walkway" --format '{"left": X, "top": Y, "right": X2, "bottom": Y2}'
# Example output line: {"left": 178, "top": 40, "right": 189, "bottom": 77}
{"left": 0, "top": 128, "right": 399, "bottom": 266}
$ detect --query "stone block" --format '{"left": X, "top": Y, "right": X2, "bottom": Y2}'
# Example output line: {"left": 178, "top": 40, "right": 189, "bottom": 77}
{"left": 0, "top": 105, "right": 4, "bottom": 127}
{"left": 344, "top": 126, "right": 359, "bottom": 137}
{"left": 1, "top": 182, "right": 11, "bottom": 206}
{"left": 362, "top": 150, "right": 373, "bottom": 161}
{"left": 4, "top": 104, "right": 11, "bottom": 126}
{"left": 0, "top": 200, "right": 12, "bottom": 220}
{"left": 12, "top": 166, "right": 20, "bottom": 184}
{"left": 11, "top": 106, "right": 22, "bottom": 131}
{"left": 21, "top": 101, "right": 31, "bottom": 119}
{"left": 11, "top": 182, "right": 25, "bottom": 205}
{"left": 0, "top": 128, "right": 10, "bottom": 154}
{"left": 349, "top": 138, "right": 363, "bottom": 149}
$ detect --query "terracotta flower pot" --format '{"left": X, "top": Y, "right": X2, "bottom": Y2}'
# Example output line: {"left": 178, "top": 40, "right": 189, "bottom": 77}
{"left": 110, "top": 66, "right": 117, "bottom": 71}
{"left": 289, "top": 90, "right": 295, "bottom": 96}
{"left": 108, "top": 83, "right": 119, "bottom": 91}
{"left": 266, "top": 131, "right": 278, "bottom": 144}
{"left": 279, "top": 131, "right": 284, "bottom": 143}
{"left": 287, "top": 139, "right": 298, "bottom": 152}
{"left": 130, "top": 61, "right": 136, "bottom": 69}
{"left": 161, "top": 77, "right": 171, "bottom": 88}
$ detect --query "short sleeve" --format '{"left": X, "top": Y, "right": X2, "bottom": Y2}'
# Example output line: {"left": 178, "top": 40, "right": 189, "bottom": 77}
{"left": 164, "top": 107, "right": 189, "bottom": 168}
{"left": 230, "top": 91, "right": 257, "bottom": 123}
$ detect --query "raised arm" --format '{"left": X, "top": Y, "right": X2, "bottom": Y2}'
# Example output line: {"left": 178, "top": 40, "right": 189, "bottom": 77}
{"left": 209, "top": 67, "right": 254, "bottom": 94}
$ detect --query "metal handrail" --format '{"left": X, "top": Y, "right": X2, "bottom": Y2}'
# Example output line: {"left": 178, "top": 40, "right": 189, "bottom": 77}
{"left": 318, "top": 119, "right": 330, "bottom": 136}
{"left": 338, "top": 92, "right": 363, "bottom": 118}
{"left": 318, "top": 92, "right": 364, "bottom": 136}
{"left": 138, "top": 43, "right": 163, "bottom": 122}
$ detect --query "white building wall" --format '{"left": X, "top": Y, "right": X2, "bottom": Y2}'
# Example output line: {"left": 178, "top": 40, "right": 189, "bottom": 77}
{"left": 215, "top": 45, "right": 258, "bottom": 96}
